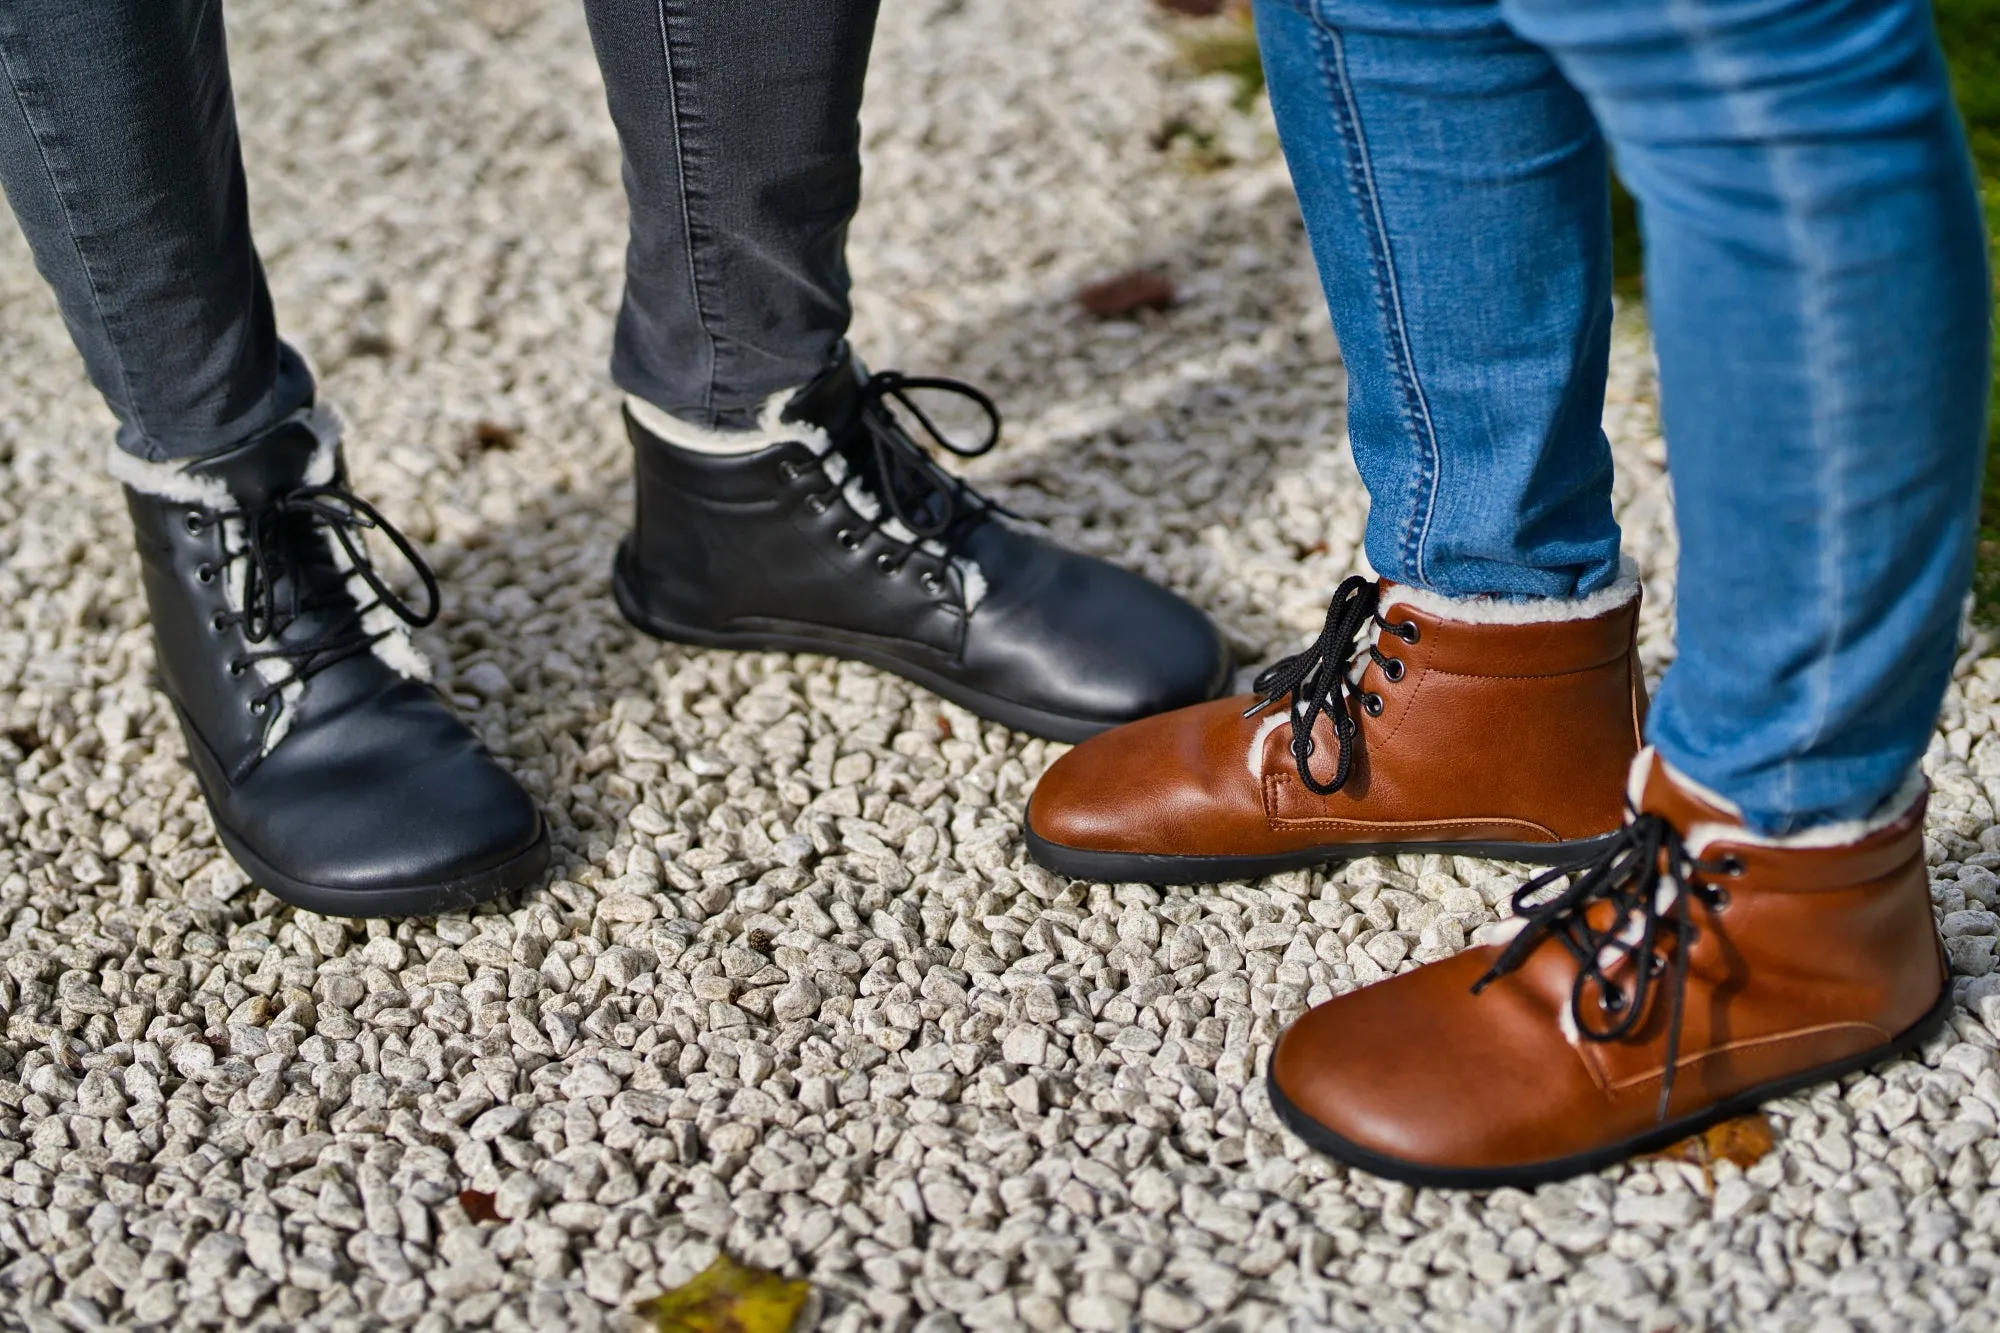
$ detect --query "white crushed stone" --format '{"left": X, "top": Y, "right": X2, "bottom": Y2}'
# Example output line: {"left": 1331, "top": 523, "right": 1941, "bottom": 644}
{"left": 0, "top": 1, "right": 1996, "bottom": 1330}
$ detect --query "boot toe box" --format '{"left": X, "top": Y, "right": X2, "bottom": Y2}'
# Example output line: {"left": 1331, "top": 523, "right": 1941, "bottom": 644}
{"left": 217, "top": 685, "right": 547, "bottom": 904}
{"left": 1027, "top": 695, "right": 1272, "bottom": 856}
{"left": 965, "top": 538, "right": 1231, "bottom": 729}
{"left": 1269, "top": 949, "right": 1611, "bottom": 1178}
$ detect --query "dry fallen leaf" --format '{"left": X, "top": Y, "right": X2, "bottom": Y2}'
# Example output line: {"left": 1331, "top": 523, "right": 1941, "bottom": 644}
{"left": 1078, "top": 268, "right": 1176, "bottom": 319}
{"left": 470, "top": 419, "right": 520, "bottom": 452}
{"left": 636, "top": 1253, "right": 811, "bottom": 1333}
{"left": 457, "top": 1189, "right": 501, "bottom": 1223}
{"left": 1646, "top": 1112, "right": 1778, "bottom": 1178}
{"left": 1702, "top": 1112, "right": 1778, "bottom": 1168}
{"left": 936, "top": 713, "right": 953, "bottom": 740}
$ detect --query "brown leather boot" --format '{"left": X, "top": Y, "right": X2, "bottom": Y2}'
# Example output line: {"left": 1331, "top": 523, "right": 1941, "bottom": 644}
{"left": 1025, "top": 570, "right": 1647, "bottom": 884}
{"left": 1267, "top": 749, "right": 1951, "bottom": 1188}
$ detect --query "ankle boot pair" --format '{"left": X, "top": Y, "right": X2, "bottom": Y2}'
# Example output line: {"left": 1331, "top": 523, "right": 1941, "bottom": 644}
{"left": 118, "top": 352, "right": 1231, "bottom": 917}
{"left": 1025, "top": 574, "right": 1949, "bottom": 1184}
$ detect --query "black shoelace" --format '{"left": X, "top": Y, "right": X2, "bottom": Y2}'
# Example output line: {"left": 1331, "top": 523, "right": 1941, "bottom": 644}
{"left": 190, "top": 486, "right": 439, "bottom": 721}
{"left": 1472, "top": 814, "right": 1742, "bottom": 1120}
{"left": 785, "top": 370, "right": 1008, "bottom": 594}
{"left": 1243, "top": 575, "right": 1418, "bottom": 795}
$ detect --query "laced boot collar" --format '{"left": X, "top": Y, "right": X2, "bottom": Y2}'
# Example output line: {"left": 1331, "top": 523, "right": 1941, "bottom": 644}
{"left": 1246, "top": 576, "right": 1419, "bottom": 796}
{"left": 1471, "top": 808, "right": 1742, "bottom": 1122}
{"left": 114, "top": 407, "right": 438, "bottom": 733}
{"left": 782, "top": 344, "right": 1012, "bottom": 601}
{"left": 1467, "top": 749, "right": 1929, "bottom": 1123}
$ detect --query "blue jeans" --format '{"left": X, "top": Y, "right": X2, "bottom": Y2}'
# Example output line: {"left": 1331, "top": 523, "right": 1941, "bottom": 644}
{"left": 1256, "top": 0, "right": 1992, "bottom": 833}
{"left": 0, "top": 0, "right": 877, "bottom": 459}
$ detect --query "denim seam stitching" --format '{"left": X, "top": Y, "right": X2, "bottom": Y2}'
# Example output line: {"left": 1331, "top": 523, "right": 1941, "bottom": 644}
{"left": 0, "top": 39, "right": 149, "bottom": 451}
{"left": 1306, "top": 3, "right": 1444, "bottom": 586}
{"left": 652, "top": 0, "right": 720, "bottom": 420}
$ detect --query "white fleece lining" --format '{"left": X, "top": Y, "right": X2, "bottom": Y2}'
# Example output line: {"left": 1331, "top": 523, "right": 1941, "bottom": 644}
{"left": 1246, "top": 555, "right": 1642, "bottom": 781}
{"left": 109, "top": 403, "right": 432, "bottom": 751}
{"left": 1379, "top": 555, "right": 1642, "bottom": 627}
{"left": 107, "top": 446, "right": 233, "bottom": 509}
{"left": 1247, "top": 709, "right": 1293, "bottom": 782}
{"left": 625, "top": 389, "right": 830, "bottom": 457}
{"left": 627, "top": 390, "right": 992, "bottom": 611}
{"left": 1628, "top": 747, "right": 1931, "bottom": 857}
{"left": 1684, "top": 767, "right": 1928, "bottom": 857}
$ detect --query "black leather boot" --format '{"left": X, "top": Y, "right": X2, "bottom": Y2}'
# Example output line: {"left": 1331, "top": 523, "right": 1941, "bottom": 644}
{"left": 112, "top": 407, "right": 548, "bottom": 917}
{"left": 612, "top": 347, "right": 1232, "bottom": 741}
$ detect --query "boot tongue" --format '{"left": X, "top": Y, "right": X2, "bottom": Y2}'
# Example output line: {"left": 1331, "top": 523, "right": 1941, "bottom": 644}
{"left": 786, "top": 343, "right": 963, "bottom": 536}
{"left": 183, "top": 417, "right": 335, "bottom": 510}
{"left": 1629, "top": 748, "right": 1742, "bottom": 833}
{"left": 781, "top": 343, "right": 867, "bottom": 440}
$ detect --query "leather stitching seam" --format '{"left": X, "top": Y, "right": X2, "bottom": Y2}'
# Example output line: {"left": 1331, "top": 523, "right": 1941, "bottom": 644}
{"left": 1417, "top": 661, "right": 1627, "bottom": 683}
{"left": 1596, "top": 1021, "right": 1895, "bottom": 1094}
{"left": 1257, "top": 787, "right": 1560, "bottom": 839}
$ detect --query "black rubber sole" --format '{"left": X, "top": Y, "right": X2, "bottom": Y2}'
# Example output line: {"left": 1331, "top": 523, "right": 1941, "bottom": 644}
{"left": 612, "top": 545, "right": 1207, "bottom": 745}
{"left": 1024, "top": 815, "right": 1622, "bottom": 886}
{"left": 1266, "top": 978, "right": 1956, "bottom": 1190}
{"left": 210, "top": 816, "right": 551, "bottom": 919}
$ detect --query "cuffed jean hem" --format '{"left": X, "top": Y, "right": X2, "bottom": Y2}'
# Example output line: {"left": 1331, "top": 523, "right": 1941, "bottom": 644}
{"left": 610, "top": 331, "right": 844, "bottom": 433}
{"left": 112, "top": 340, "right": 316, "bottom": 463}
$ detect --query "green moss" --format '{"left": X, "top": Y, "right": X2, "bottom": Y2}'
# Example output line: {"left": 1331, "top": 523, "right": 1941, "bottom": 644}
{"left": 1610, "top": 175, "right": 1644, "bottom": 299}
{"left": 1173, "top": 21, "right": 1266, "bottom": 110}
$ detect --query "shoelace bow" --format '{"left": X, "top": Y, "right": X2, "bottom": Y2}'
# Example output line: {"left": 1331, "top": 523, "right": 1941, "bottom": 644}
{"left": 193, "top": 486, "right": 439, "bottom": 720}
{"left": 794, "top": 370, "right": 1011, "bottom": 590}
{"left": 1472, "top": 814, "right": 1741, "bottom": 1120}
{"left": 1244, "top": 575, "right": 1417, "bottom": 795}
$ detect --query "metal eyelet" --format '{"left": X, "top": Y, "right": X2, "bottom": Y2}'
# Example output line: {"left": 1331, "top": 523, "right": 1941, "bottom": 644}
{"left": 778, "top": 461, "right": 802, "bottom": 482}
{"left": 875, "top": 553, "right": 902, "bottom": 575}
{"left": 1291, "top": 733, "right": 1314, "bottom": 760}
{"left": 1362, "top": 693, "right": 1384, "bottom": 717}
{"left": 228, "top": 659, "right": 247, "bottom": 677}
{"left": 211, "top": 612, "right": 229, "bottom": 633}
{"left": 248, "top": 697, "right": 268, "bottom": 715}
{"left": 835, "top": 529, "right": 861, "bottom": 551}
{"left": 1705, "top": 884, "right": 1733, "bottom": 912}
{"left": 921, "top": 572, "right": 945, "bottom": 596}
{"left": 1381, "top": 658, "right": 1406, "bottom": 683}
{"left": 1719, "top": 855, "right": 1746, "bottom": 876}
{"left": 1599, "top": 989, "right": 1625, "bottom": 1013}
{"left": 805, "top": 495, "right": 829, "bottom": 515}
{"left": 184, "top": 512, "right": 207, "bottom": 535}
{"left": 1392, "top": 620, "right": 1420, "bottom": 644}
{"left": 195, "top": 564, "right": 216, "bottom": 584}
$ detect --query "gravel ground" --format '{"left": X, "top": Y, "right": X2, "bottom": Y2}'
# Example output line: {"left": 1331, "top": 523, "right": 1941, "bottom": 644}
{"left": 4, "top": 2, "right": 2000, "bottom": 1330}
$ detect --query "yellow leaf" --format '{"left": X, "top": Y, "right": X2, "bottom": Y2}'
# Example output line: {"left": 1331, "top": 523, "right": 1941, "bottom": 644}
{"left": 1642, "top": 1111, "right": 1779, "bottom": 1179}
{"left": 635, "top": 1253, "right": 812, "bottom": 1333}
{"left": 1701, "top": 1112, "right": 1777, "bottom": 1169}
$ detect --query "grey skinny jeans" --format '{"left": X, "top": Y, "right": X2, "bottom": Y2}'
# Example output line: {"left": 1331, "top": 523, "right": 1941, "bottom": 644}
{"left": 0, "top": 0, "right": 879, "bottom": 460}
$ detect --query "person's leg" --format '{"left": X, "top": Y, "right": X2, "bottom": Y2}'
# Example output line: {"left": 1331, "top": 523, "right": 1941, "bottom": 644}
{"left": 0, "top": 1, "right": 546, "bottom": 915}
{"left": 1262, "top": 0, "right": 1984, "bottom": 1186}
{"left": 581, "top": 0, "right": 878, "bottom": 428}
{"left": 1505, "top": 0, "right": 1990, "bottom": 834}
{"left": 1256, "top": 0, "right": 1623, "bottom": 600}
{"left": 584, "top": 0, "right": 1234, "bottom": 740}
{"left": 1026, "top": 0, "right": 1647, "bottom": 881}
{"left": 0, "top": 0, "right": 310, "bottom": 459}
